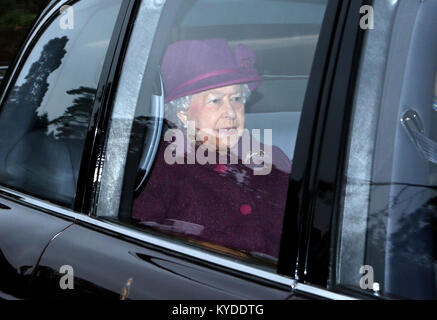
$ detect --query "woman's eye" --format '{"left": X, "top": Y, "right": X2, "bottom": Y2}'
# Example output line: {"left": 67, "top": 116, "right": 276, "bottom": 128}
{"left": 209, "top": 98, "right": 220, "bottom": 104}
{"left": 231, "top": 96, "right": 243, "bottom": 103}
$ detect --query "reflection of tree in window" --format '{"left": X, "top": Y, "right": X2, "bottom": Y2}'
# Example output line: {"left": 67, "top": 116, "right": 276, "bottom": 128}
{"left": 363, "top": 182, "right": 436, "bottom": 298}
{"left": 386, "top": 187, "right": 436, "bottom": 299}
{"left": 0, "top": 36, "right": 69, "bottom": 154}
{"left": 48, "top": 86, "right": 97, "bottom": 140}
{"left": 9, "top": 36, "right": 68, "bottom": 108}
{"left": 387, "top": 187, "right": 435, "bottom": 266}
{"left": 1, "top": 35, "right": 97, "bottom": 142}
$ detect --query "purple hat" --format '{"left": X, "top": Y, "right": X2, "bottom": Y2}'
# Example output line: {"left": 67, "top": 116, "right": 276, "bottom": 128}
{"left": 161, "top": 38, "right": 262, "bottom": 103}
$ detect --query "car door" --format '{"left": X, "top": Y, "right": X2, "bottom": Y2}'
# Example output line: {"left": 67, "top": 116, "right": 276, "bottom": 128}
{"left": 7, "top": 0, "right": 435, "bottom": 302}
{"left": 300, "top": 0, "right": 437, "bottom": 300}
{"left": 27, "top": 0, "right": 361, "bottom": 300}
{"left": 0, "top": 0, "right": 126, "bottom": 299}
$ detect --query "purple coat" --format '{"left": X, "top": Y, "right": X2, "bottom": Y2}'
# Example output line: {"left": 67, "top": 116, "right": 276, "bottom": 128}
{"left": 132, "top": 137, "right": 291, "bottom": 258}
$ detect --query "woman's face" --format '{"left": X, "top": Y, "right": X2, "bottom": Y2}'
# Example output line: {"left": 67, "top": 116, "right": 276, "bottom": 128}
{"left": 177, "top": 84, "right": 245, "bottom": 150}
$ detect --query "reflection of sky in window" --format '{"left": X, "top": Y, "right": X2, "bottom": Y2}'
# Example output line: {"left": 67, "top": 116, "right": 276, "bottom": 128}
{"left": 180, "top": 0, "right": 328, "bottom": 27}
{"left": 15, "top": 0, "right": 121, "bottom": 122}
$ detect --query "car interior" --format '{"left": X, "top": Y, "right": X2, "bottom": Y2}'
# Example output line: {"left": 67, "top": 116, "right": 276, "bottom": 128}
{"left": 380, "top": 0, "right": 437, "bottom": 298}
{"left": 339, "top": 0, "right": 437, "bottom": 299}
{"left": 165, "top": 0, "right": 326, "bottom": 161}
{"left": 125, "top": 0, "right": 329, "bottom": 265}
{"left": 133, "top": 0, "right": 328, "bottom": 191}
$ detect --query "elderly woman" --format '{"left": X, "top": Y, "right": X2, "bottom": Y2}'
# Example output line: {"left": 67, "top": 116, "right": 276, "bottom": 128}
{"left": 132, "top": 39, "right": 291, "bottom": 259}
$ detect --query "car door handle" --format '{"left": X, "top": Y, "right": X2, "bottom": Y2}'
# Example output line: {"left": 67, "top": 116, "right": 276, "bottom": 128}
{"left": 400, "top": 109, "right": 437, "bottom": 164}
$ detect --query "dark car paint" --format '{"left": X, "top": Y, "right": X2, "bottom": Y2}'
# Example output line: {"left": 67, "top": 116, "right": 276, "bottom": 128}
{"left": 0, "top": 195, "right": 73, "bottom": 299}
{"left": 0, "top": 0, "right": 368, "bottom": 300}
{"left": 30, "top": 223, "right": 292, "bottom": 299}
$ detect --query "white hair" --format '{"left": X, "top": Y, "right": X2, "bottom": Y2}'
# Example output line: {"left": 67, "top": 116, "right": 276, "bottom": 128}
{"left": 164, "top": 84, "right": 251, "bottom": 128}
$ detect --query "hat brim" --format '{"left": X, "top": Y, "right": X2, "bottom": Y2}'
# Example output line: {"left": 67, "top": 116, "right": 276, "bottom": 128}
{"left": 165, "top": 72, "right": 262, "bottom": 103}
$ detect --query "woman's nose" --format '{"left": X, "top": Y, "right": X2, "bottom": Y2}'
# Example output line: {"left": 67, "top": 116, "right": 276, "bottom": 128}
{"left": 223, "top": 97, "right": 237, "bottom": 118}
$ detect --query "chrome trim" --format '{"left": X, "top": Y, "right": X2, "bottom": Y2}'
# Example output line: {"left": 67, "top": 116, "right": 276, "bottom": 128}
{"left": 0, "top": 185, "right": 82, "bottom": 220}
{"left": 75, "top": 212, "right": 359, "bottom": 300}
{"left": 75, "top": 214, "right": 296, "bottom": 288}
{"left": 294, "top": 283, "right": 357, "bottom": 300}
{"left": 0, "top": 186, "right": 357, "bottom": 300}
{"left": 0, "top": 292, "right": 21, "bottom": 300}
{"left": 0, "top": 185, "right": 294, "bottom": 288}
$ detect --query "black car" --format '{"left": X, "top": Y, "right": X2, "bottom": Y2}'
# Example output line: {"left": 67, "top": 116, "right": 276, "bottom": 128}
{"left": 0, "top": 0, "right": 436, "bottom": 300}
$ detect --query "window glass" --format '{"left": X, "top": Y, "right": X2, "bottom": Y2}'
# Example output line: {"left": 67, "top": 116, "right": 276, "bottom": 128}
{"left": 337, "top": 0, "right": 437, "bottom": 299}
{"left": 0, "top": 0, "right": 123, "bottom": 208}
{"left": 99, "top": 0, "right": 328, "bottom": 268}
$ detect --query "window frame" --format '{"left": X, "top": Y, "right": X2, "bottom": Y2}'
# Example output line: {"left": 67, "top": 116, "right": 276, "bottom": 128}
{"left": 294, "top": 0, "right": 370, "bottom": 292}
{"left": 0, "top": 0, "right": 134, "bottom": 212}
{"left": 73, "top": 0, "right": 137, "bottom": 213}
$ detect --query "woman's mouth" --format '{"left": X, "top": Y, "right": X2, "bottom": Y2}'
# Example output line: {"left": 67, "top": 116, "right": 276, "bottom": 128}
{"left": 216, "top": 127, "right": 238, "bottom": 136}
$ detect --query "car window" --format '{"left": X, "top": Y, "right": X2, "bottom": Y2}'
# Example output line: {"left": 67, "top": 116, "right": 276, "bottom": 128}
{"left": 0, "top": 0, "right": 123, "bottom": 208}
{"left": 96, "top": 0, "right": 328, "bottom": 270}
{"left": 336, "top": 0, "right": 437, "bottom": 299}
